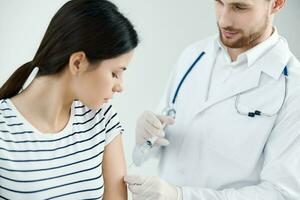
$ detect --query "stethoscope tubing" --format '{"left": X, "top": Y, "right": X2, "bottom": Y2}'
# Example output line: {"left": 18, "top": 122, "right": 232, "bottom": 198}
{"left": 166, "top": 51, "right": 288, "bottom": 119}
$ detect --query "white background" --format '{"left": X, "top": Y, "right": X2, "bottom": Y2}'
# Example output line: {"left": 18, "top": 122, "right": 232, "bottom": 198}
{"left": 1, "top": 0, "right": 299, "bottom": 188}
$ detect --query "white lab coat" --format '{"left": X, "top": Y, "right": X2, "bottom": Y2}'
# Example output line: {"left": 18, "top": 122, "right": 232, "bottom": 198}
{"left": 153, "top": 35, "right": 300, "bottom": 199}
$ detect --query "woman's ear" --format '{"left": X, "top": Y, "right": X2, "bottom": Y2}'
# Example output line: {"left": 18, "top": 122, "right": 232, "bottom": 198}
{"left": 68, "top": 51, "right": 89, "bottom": 76}
{"left": 271, "top": 0, "right": 286, "bottom": 14}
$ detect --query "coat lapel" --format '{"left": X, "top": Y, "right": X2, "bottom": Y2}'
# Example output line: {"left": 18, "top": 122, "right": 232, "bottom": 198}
{"left": 197, "top": 67, "right": 262, "bottom": 113}
{"left": 179, "top": 39, "right": 219, "bottom": 121}
{"left": 196, "top": 37, "right": 291, "bottom": 114}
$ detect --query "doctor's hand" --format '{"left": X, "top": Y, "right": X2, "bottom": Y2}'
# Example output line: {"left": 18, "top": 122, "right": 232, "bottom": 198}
{"left": 136, "top": 111, "right": 175, "bottom": 147}
{"left": 124, "top": 175, "right": 182, "bottom": 200}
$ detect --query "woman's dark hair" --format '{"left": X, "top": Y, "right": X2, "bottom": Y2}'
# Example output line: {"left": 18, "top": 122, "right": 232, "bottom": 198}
{"left": 0, "top": 0, "right": 139, "bottom": 99}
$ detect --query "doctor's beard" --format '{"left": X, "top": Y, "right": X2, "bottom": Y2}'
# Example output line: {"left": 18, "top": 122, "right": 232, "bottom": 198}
{"left": 217, "top": 15, "right": 270, "bottom": 49}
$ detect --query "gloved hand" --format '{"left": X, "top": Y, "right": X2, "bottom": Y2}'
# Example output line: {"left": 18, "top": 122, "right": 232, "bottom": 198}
{"left": 124, "top": 175, "right": 182, "bottom": 200}
{"left": 136, "top": 111, "right": 175, "bottom": 146}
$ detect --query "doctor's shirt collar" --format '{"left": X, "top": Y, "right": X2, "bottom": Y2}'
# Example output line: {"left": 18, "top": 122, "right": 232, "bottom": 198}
{"left": 217, "top": 27, "right": 280, "bottom": 68}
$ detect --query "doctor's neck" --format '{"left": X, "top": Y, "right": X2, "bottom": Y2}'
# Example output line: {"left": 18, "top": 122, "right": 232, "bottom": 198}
{"left": 226, "top": 26, "right": 274, "bottom": 62}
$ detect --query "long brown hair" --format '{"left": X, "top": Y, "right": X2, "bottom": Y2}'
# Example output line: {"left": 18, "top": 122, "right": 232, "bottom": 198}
{"left": 0, "top": 0, "right": 139, "bottom": 99}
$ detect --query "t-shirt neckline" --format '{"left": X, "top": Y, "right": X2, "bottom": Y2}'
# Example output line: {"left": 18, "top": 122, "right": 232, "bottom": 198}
{"left": 6, "top": 98, "right": 74, "bottom": 137}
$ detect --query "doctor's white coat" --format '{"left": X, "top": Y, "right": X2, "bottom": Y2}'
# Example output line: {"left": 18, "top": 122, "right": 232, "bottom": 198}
{"left": 155, "top": 35, "right": 300, "bottom": 199}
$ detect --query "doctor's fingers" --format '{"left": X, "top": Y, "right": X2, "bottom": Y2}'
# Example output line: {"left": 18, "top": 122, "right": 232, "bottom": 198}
{"left": 156, "top": 114, "right": 175, "bottom": 126}
{"left": 155, "top": 137, "right": 170, "bottom": 146}
{"left": 125, "top": 176, "right": 154, "bottom": 195}
{"left": 124, "top": 175, "right": 146, "bottom": 194}
{"left": 142, "top": 121, "right": 165, "bottom": 138}
{"left": 136, "top": 112, "right": 163, "bottom": 137}
{"left": 124, "top": 175, "right": 145, "bottom": 185}
{"left": 140, "top": 130, "right": 169, "bottom": 146}
{"left": 141, "top": 111, "right": 163, "bottom": 129}
{"left": 128, "top": 184, "right": 145, "bottom": 195}
{"left": 132, "top": 194, "right": 144, "bottom": 200}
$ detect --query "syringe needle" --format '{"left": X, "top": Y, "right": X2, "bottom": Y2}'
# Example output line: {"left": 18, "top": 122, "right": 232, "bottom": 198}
{"left": 128, "top": 162, "right": 135, "bottom": 169}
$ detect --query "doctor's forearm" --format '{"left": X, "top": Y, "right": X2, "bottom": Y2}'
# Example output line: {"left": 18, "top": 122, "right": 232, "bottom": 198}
{"left": 181, "top": 182, "right": 290, "bottom": 200}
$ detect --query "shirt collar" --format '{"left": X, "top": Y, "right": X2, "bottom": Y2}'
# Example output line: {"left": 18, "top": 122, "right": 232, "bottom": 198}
{"left": 256, "top": 37, "right": 291, "bottom": 80}
{"left": 215, "top": 28, "right": 292, "bottom": 80}
{"left": 217, "top": 27, "right": 280, "bottom": 67}
{"left": 246, "top": 27, "right": 279, "bottom": 67}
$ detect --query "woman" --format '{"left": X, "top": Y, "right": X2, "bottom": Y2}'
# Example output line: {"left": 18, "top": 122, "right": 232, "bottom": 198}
{"left": 0, "top": 0, "right": 138, "bottom": 199}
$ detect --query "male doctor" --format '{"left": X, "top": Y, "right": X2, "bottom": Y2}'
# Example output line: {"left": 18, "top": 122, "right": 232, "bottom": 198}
{"left": 125, "top": 0, "right": 300, "bottom": 199}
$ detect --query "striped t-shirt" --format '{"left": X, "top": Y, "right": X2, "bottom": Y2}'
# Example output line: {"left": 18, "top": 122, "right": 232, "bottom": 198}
{"left": 0, "top": 99, "right": 124, "bottom": 200}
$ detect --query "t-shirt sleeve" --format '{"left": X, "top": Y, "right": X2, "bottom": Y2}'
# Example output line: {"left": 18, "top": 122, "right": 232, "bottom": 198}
{"left": 102, "top": 104, "right": 124, "bottom": 146}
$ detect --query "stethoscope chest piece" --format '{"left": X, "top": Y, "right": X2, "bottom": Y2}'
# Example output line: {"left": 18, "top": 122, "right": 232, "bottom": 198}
{"left": 163, "top": 106, "right": 176, "bottom": 119}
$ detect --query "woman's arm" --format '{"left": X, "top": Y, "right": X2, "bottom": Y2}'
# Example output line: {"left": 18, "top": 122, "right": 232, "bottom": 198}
{"left": 102, "top": 134, "right": 128, "bottom": 200}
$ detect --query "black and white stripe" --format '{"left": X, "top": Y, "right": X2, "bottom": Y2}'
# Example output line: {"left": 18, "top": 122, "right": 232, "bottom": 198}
{"left": 0, "top": 99, "right": 123, "bottom": 199}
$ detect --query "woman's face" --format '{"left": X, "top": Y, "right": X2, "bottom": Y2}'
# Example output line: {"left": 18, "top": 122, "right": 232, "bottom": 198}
{"left": 74, "top": 50, "right": 134, "bottom": 110}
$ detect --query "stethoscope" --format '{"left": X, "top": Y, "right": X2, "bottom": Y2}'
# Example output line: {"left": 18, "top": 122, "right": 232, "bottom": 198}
{"left": 163, "top": 51, "right": 288, "bottom": 119}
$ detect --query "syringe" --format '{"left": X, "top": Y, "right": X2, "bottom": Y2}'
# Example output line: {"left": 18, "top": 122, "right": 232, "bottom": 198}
{"left": 129, "top": 122, "right": 167, "bottom": 168}
{"left": 128, "top": 136, "right": 158, "bottom": 168}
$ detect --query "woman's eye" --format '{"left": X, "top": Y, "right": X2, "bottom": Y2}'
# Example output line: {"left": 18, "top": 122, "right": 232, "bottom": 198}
{"left": 234, "top": 5, "right": 247, "bottom": 11}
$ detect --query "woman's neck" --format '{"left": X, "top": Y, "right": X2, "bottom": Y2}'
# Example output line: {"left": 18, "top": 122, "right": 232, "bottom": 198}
{"left": 11, "top": 74, "right": 74, "bottom": 133}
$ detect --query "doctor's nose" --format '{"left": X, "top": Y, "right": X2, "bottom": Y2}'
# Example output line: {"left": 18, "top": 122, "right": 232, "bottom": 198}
{"left": 218, "top": 7, "right": 234, "bottom": 28}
